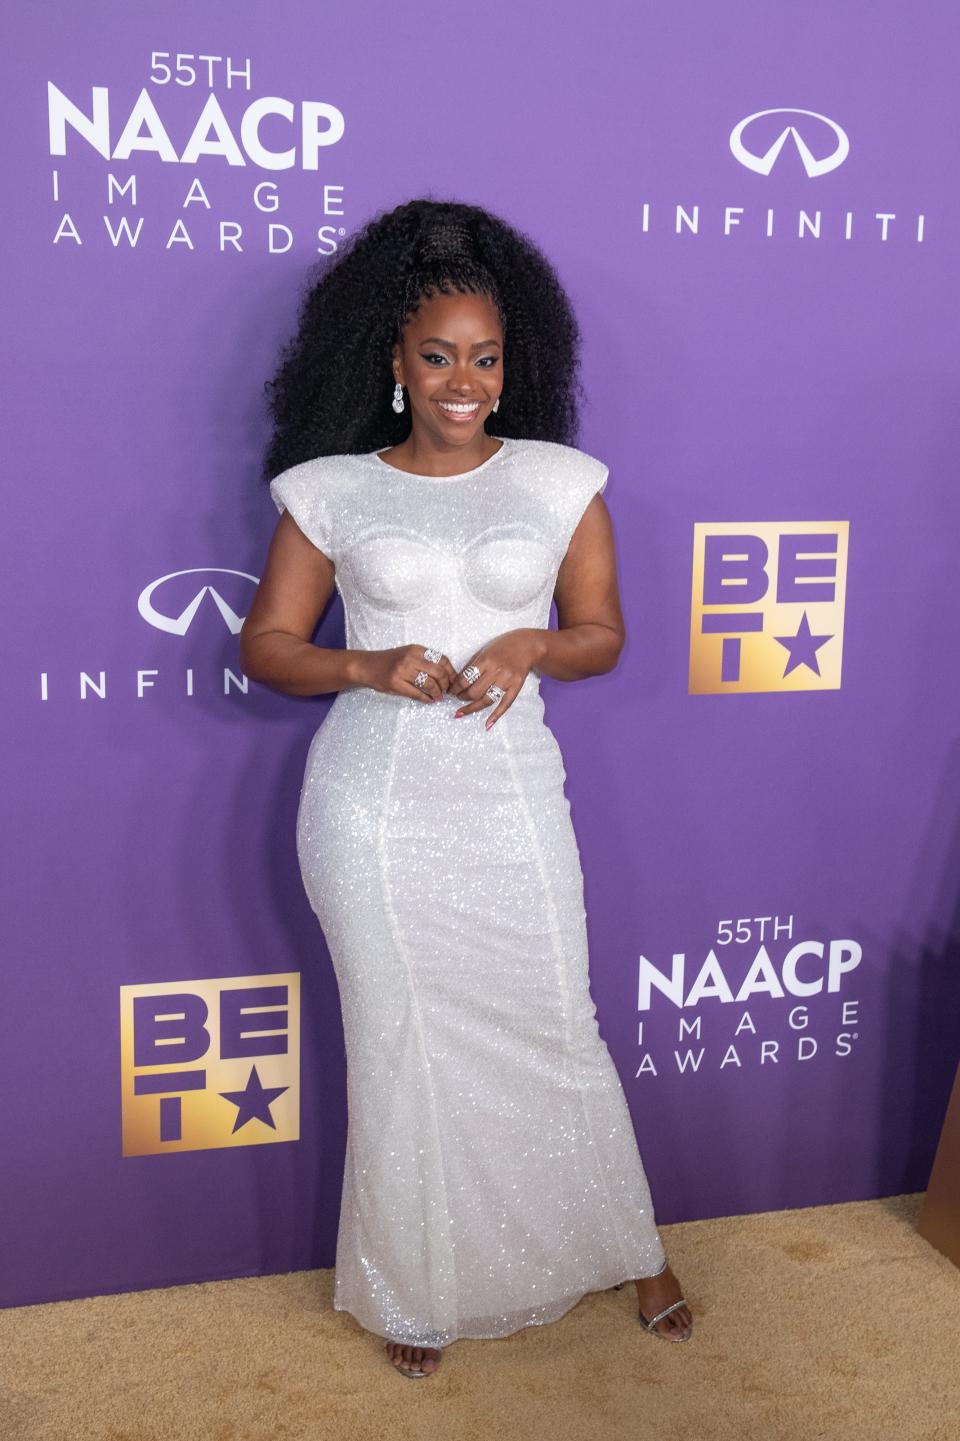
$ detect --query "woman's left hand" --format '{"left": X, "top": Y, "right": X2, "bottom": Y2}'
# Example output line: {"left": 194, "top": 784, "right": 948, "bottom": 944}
{"left": 449, "top": 629, "right": 543, "bottom": 728}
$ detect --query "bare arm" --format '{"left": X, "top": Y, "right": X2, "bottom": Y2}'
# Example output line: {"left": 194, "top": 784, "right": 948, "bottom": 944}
{"left": 532, "top": 493, "right": 626, "bottom": 681}
{"left": 239, "top": 512, "right": 364, "bottom": 696}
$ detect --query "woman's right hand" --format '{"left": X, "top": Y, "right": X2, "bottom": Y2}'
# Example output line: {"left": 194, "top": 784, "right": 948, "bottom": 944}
{"left": 355, "top": 645, "right": 460, "bottom": 703}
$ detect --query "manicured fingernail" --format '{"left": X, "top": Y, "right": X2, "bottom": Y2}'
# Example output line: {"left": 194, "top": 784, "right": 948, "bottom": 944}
{"left": 454, "top": 710, "right": 464, "bottom": 718}
{"left": 485, "top": 720, "right": 494, "bottom": 730}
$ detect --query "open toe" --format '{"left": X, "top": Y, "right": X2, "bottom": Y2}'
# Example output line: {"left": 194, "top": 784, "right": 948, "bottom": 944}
{"left": 638, "top": 1299, "right": 693, "bottom": 1342}
{"left": 385, "top": 1340, "right": 444, "bottom": 1378}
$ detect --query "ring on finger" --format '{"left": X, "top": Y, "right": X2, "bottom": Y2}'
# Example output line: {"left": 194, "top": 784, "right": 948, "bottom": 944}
{"left": 486, "top": 684, "right": 505, "bottom": 703}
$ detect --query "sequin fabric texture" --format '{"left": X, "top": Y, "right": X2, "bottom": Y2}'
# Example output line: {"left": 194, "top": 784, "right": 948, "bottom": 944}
{"left": 269, "top": 436, "right": 667, "bottom": 1347}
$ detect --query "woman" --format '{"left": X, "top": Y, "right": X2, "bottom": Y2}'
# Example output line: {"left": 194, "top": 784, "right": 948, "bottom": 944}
{"left": 240, "top": 198, "right": 693, "bottom": 1379}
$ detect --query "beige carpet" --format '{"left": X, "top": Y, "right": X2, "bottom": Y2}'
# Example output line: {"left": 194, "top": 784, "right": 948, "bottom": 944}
{"left": 4, "top": 1193, "right": 958, "bottom": 1441}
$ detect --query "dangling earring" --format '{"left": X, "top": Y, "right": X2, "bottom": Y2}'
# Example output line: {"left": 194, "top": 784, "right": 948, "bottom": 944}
{"left": 392, "top": 381, "right": 405, "bottom": 414}
{"left": 492, "top": 396, "right": 500, "bottom": 413}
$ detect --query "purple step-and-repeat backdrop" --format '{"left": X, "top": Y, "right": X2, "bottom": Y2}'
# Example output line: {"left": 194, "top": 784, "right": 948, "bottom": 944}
{"left": 3, "top": 2, "right": 958, "bottom": 1308}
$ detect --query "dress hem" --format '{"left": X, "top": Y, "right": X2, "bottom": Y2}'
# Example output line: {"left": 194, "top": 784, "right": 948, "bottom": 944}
{"left": 333, "top": 1259, "right": 667, "bottom": 1345}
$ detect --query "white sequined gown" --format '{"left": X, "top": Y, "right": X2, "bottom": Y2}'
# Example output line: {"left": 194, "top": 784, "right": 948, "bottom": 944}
{"left": 270, "top": 436, "right": 666, "bottom": 1347}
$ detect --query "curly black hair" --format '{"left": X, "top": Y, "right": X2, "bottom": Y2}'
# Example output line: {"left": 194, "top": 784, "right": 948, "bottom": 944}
{"left": 261, "top": 197, "right": 585, "bottom": 482}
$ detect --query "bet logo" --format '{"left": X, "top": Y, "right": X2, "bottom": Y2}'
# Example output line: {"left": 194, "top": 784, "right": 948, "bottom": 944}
{"left": 120, "top": 973, "right": 300, "bottom": 1155}
{"left": 689, "top": 522, "right": 849, "bottom": 693}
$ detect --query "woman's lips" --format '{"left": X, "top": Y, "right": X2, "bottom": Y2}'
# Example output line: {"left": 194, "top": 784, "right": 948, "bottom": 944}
{"left": 435, "top": 400, "right": 481, "bottom": 424}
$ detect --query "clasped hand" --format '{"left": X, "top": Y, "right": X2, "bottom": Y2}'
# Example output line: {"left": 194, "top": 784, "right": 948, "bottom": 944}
{"left": 376, "top": 630, "right": 542, "bottom": 728}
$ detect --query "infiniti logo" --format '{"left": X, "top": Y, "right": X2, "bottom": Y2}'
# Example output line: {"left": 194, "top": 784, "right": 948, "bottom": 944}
{"left": 729, "top": 108, "right": 850, "bottom": 178}
{"left": 38, "top": 567, "right": 262, "bottom": 703}
{"left": 137, "top": 568, "right": 259, "bottom": 636}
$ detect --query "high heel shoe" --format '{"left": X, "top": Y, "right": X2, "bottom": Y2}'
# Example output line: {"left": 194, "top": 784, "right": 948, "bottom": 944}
{"left": 637, "top": 1298, "right": 692, "bottom": 1341}
{"left": 614, "top": 1264, "right": 693, "bottom": 1343}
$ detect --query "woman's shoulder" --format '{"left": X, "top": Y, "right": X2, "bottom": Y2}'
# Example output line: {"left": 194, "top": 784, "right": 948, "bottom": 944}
{"left": 268, "top": 451, "right": 369, "bottom": 506}
{"left": 268, "top": 452, "right": 371, "bottom": 559}
{"left": 514, "top": 438, "right": 609, "bottom": 494}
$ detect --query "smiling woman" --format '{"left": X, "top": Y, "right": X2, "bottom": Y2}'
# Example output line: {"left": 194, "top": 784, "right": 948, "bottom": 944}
{"left": 241, "top": 198, "right": 693, "bottom": 1380}
{"left": 259, "top": 199, "right": 581, "bottom": 474}
{"left": 380, "top": 286, "right": 506, "bottom": 472}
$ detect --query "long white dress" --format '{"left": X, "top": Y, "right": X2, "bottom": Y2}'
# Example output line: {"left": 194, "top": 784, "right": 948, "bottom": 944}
{"left": 270, "top": 435, "right": 667, "bottom": 1347}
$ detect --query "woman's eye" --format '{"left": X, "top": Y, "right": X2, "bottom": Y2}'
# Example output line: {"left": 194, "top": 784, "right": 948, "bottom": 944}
{"left": 420, "top": 353, "right": 499, "bottom": 367}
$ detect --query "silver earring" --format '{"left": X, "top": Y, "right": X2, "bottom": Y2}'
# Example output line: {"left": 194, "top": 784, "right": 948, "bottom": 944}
{"left": 492, "top": 396, "right": 500, "bottom": 413}
{"left": 392, "top": 381, "right": 405, "bottom": 414}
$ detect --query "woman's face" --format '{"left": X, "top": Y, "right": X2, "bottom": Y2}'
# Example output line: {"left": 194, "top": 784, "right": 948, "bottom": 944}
{"left": 391, "top": 288, "right": 504, "bottom": 449}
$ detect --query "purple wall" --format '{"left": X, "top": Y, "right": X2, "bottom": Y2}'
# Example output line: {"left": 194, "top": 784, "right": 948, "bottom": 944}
{"left": 3, "top": 1, "right": 958, "bottom": 1307}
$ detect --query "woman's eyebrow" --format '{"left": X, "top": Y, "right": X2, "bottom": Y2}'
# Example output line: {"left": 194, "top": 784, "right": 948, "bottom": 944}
{"left": 419, "top": 337, "right": 502, "bottom": 349}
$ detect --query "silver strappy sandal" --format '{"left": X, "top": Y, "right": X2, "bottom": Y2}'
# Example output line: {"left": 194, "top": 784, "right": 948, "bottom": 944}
{"left": 638, "top": 1296, "right": 692, "bottom": 1341}
{"left": 613, "top": 1264, "right": 693, "bottom": 1343}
